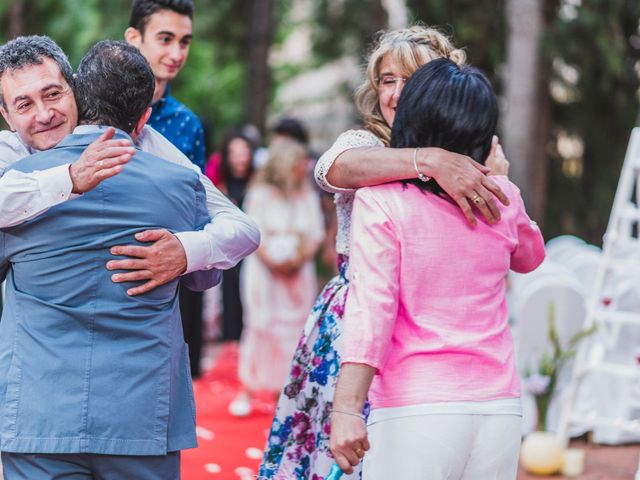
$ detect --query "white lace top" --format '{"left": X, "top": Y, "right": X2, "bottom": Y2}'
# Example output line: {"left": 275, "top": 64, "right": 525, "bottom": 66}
{"left": 314, "top": 129, "right": 384, "bottom": 256}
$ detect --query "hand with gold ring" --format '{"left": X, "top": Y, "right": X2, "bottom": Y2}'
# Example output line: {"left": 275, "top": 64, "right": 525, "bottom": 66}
{"left": 421, "top": 143, "right": 509, "bottom": 227}
{"left": 69, "top": 127, "right": 135, "bottom": 194}
{"left": 329, "top": 409, "right": 370, "bottom": 474}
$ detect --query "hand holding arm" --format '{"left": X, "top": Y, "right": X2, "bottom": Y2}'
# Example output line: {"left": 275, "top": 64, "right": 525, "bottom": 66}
{"left": 107, "top": 229, "right": 187, "bottom": 296}
{"left": 330, "top": 363, "right": 375, "bottom": 475}
{"left": 69, "top": 127, "right": 135, "bottom": 193}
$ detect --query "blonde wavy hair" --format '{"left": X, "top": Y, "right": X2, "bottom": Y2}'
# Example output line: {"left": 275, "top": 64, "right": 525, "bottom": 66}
{"left": 254, "top": 138, "right": 310, "bottom": 197}
{"left": 354, "top": 25, "right": 466, "bottom": 146}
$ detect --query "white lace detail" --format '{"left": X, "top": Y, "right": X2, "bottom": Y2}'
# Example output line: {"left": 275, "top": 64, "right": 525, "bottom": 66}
{"left": 314, "top": 130, "right": 383, "bottom": 256}
{"left": 314, "top": 129, "right": 383, "bottom": 193}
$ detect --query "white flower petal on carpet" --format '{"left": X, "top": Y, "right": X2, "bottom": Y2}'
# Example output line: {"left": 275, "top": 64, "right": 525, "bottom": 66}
{"left": 196, "top": 425, "right": 216, "bottom": 440}
{"left": 204, "top": 463, "right": 221, "bottom": 474}
{"left": 234, "top": 466, "right": 254, "bottom": 477}
{"left": 245, "top": 447, "right": 263, "bottom": 459}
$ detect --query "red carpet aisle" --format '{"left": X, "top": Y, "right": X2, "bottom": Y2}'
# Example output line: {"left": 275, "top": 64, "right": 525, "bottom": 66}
{"left": 182, "top": 342, "right": 277, "bottom": 480}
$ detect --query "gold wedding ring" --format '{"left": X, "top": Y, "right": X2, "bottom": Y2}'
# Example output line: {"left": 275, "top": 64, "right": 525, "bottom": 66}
{"left": 356, "top": 448, "right": 364, "bottom": 456}
{"left": 472, "top": 194, "right": 482, "bottom": 204}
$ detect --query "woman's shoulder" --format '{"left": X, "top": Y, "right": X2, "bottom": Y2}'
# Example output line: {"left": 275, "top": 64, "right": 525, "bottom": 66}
{"left": 355, "top": 182, "right": 407, "bottom": 209}
{"left": 490, "top": 175, "right": 522, "bottom": 201}
{"left": 333, "top": 129, "right": 384, "bottom": 148}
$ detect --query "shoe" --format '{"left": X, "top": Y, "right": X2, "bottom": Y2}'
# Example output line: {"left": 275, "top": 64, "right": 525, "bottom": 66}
{"left": 228, "top": 394, "right": 251, "bottom": 417}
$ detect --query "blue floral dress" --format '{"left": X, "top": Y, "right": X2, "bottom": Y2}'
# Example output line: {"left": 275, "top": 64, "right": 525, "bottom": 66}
{"left": 259, "top": 256, "right": 365, "bottom": 480}
{"left": 258, "top": 130, "right": 380, "bottom": 480}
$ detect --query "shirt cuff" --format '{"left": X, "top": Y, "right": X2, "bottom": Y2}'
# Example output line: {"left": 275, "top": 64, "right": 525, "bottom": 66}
{"left": 174, "top": 230, "right": 216, "bottom": 274}
{"left": 341, "top": 356, "right": 381, "bottom": 372}
{"left": 38, "top": 163, "right": 77, "bottom": 203}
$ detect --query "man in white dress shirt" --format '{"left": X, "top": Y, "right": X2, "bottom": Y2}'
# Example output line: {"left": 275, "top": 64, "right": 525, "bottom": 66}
{"left": 0, "top": 35, "right": 259, "bottom": 296}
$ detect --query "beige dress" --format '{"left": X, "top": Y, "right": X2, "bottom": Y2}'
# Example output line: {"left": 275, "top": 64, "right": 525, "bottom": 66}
{"left": 239, "top": 184, "right": 325, "bottom": 391}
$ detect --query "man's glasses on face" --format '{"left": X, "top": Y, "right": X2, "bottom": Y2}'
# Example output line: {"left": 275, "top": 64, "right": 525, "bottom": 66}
{"left": 12, "top": 86, "right": 72, "bottom": 116}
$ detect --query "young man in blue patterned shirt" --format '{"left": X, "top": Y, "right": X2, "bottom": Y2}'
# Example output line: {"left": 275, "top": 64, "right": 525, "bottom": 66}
{"left": 125, "top": 0, "right": 205, "bottom": 172}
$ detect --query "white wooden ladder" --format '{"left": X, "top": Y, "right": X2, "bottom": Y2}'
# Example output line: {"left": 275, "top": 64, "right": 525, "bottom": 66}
{"left": 556, "top": 127, "right": 640, "bottom": 477}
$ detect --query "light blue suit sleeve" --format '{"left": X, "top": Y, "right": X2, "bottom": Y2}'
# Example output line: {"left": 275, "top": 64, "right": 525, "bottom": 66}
{"left": 180, "top": 176, "right": 221, "bottom": 291}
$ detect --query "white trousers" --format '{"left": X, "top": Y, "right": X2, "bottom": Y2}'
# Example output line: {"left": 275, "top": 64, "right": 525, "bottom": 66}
{"left": 363, "top": 414, "right": 521, "bottom": 480}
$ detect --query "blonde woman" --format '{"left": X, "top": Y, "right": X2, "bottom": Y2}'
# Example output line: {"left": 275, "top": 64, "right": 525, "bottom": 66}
{"left": 229, "top": 139, "right": 325, "bottom": 417}
{"left": 259, "top": 25, "right": 509, "bottom": 479}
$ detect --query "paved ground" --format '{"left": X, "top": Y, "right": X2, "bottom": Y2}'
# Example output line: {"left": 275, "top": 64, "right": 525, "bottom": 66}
{"left": 518, "top": 440, "right": 639, "bottom": 480}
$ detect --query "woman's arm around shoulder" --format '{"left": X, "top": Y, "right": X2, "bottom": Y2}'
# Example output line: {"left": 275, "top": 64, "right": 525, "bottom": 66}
{"left": 319, "top": 129, "right": 511, "bottom": 226}
{"left": 315, "top": 129, "right": 383, "bottom": 193}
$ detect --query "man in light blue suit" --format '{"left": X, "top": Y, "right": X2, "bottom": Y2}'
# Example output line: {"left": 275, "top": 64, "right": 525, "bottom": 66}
{"left": 0, "top": 40, "right": 219, "bottom": 479}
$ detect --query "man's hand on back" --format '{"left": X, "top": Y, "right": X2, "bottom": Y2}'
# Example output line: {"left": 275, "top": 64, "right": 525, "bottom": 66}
{"left": 69, "top": 127, "right": 135, "bottom": 193}
{"left": 107, "top": 229, "right": 188, "bottom": 296}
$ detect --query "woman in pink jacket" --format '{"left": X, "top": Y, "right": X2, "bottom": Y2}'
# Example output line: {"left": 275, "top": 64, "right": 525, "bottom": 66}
{"left": 330, "top": 59, "right": 546, "bottom": 479}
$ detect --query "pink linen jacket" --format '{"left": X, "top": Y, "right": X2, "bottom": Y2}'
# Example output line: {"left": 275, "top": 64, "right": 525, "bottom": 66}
{"left": 342, "top": 176, "right": 545, "bottom": 409}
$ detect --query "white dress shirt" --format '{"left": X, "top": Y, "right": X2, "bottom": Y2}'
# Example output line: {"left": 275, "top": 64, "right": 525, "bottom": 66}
{"left": 0, "top": 125, "right": 260, "bottom": 273}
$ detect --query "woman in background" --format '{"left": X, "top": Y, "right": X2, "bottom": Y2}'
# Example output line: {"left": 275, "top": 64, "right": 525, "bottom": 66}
{"left": 229, "top": 139, "right": 325, "bottom": 417}
{"left": 209, "top": 128, "right": 256, "bottom": 342}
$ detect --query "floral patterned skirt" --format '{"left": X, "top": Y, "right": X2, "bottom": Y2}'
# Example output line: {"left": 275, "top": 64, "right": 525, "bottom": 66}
{"left": 258, "top": 255, "right": 362, "bottom": 480}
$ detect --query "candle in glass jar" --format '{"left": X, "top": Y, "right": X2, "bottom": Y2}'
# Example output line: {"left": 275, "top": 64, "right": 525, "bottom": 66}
{"left": 561, "top": 448, "right": 585, "bottom": 476}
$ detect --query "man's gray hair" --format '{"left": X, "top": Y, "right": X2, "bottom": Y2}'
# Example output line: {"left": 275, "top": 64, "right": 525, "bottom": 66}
{"left": 0, "top": 35, "right": 74, "bottom": 109}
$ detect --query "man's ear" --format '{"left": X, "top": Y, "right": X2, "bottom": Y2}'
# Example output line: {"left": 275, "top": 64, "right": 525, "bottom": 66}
{"left": 0, "top": 106, "right": 15, "bottom": 132}
{"left": 124, "top": 27, "right": 142, "bottom": 47}
{"left": 134, "top": 107, "right": 152, "bottom": 137}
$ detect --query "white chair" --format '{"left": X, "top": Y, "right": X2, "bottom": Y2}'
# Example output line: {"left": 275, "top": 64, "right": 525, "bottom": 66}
{"left": 512, "top": 274, "right": 587, "bottom": 434}
{"left": 513, "top": 273, "right": 587, "bottom": 369}
{"left": 545, "top": 235, "right": 586, "bottom": 264}
{"left": 509, "top": 260, "right": 575, "bottom": 304}
{"left": 564, "top": 248, "right": 602, "bottom": 295}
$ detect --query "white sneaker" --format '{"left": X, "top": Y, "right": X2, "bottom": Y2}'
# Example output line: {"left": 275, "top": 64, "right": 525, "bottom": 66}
{"left": 228, "top": 394, "right": 251, "bottom": 417}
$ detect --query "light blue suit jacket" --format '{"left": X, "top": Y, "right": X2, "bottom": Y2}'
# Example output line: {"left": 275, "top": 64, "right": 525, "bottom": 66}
{"left": 0, "top": 128, "right": 219, "bottom": 455}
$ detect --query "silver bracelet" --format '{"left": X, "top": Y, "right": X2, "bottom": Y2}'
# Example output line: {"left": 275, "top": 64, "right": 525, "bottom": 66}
{"left": 413, "top": 147, "right": 431, "bottom": 183}
{"left": 330, "top": 409, "right": 366, "bottom": 421}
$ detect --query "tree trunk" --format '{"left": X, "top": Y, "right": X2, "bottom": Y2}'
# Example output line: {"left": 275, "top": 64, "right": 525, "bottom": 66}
{"left": 501, "top": 0, "right": 547, "bottom": 220}
{"left": 246, "top": 0, "right": 275, "bottom": 136}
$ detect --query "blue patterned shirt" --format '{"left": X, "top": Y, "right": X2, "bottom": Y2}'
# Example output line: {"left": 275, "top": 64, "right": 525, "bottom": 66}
{"left": 148, "top": 85, "right": 206, "bottom": 172}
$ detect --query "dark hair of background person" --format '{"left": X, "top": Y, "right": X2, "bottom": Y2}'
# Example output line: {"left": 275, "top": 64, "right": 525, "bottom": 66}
{"left": 272, "top": 117, "right": 309, "bottom": 145}
{"left": 218, "top": 127, "right": 256, "bottom": 183}
{"left": 0, "top": 35, "right": 74, "bottom": 109}
{"left": 75, "top": 40, "right": 154, "bottom": 133}
{"left": 391, "top": 58, "right": 498, "bottom": 197}
{"left": 129, "top": 0, "right": 194, "bottom": 33}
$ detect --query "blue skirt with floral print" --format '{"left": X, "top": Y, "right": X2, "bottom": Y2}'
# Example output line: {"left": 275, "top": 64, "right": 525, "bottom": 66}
{"left": 258, "top": 256, "right": 364, "bottom": 480}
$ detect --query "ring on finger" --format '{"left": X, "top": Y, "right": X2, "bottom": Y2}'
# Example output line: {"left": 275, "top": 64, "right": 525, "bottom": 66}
{"left": 472, "top": 193, "right": 482, "bottom": 205}
{"left": 356, "top": 448, "right": 364, "bottom": 456}
{"left": 99, "top": 160, "right": 104, "bottom": 169}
